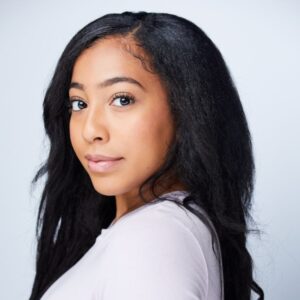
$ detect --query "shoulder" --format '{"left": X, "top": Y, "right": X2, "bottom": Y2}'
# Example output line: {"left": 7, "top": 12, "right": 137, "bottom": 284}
{"left": 110, "top": 200, "right": 214, "bottom": 250}
{"left": 112, "top": 199, "right": 207, "bottom": 247}
{"left": 108, "top": 200, "right": 214, "bottom": 255}
{"left": 102, "top": 201, "right": 211, "bottom": 299}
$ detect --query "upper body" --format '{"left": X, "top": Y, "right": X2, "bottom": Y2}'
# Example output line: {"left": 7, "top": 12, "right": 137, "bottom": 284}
{"left": 30, "top": 11, "right": 264, "bottom": 300}
{"left": 40, "top": 190, "right": 223, "bottom": 300}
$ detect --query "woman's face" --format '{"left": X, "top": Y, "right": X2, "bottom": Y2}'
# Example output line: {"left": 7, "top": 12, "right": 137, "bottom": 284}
{"left": 69, "top": 37, "right": 176, "bottom": 200}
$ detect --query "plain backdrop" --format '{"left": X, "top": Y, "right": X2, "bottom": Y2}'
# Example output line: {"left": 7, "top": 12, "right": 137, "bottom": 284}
{"left": 0, "top": 1, "right": 299, "bottom": 299}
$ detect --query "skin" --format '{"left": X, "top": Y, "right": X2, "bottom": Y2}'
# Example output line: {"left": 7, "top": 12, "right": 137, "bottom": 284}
{"left": 69, "top": 36, "right": 186, "bottom": 223}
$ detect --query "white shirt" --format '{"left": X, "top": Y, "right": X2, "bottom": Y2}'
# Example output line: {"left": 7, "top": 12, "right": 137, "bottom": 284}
{"left": 40, "top": 190, "right": 223, "bottom": 300}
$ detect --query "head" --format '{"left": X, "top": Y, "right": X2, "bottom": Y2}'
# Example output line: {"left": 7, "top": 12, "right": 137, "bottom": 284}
{"left": 31, "top": 11, "right": 264, "bottom": 300}
{"left": 68, "top": 36, "right": 181, "bottom": 199}
{"left": 42, "top": 11, "right": 251, "bottom": 204}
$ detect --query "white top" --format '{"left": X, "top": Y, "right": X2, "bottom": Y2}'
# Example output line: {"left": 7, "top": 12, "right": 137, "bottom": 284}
{"left": 40, "top": 190, "right": 223, "bottom": 300}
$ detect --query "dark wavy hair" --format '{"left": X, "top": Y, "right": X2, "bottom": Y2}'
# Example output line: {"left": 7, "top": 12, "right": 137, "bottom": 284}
{"left": 29, "top": 11, "right": 264, "bottom": 300}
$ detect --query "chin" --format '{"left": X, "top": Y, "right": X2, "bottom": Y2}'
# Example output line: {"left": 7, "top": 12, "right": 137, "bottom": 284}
{"left": 90, "top": 177, "right": 140, "bottom": 198}
{"left": 88, "top": 178, "right": 122, "bottom": 196}
{"left": 91, "top": 183, "right": 117, "bottom": 196}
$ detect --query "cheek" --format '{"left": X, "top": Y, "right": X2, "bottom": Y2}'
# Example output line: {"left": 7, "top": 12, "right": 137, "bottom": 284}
{"left": 125, "top": 108, "right": 175, "bottom": 172}
{"left": 69, "top": 118, "right": 82, "bottom": 159}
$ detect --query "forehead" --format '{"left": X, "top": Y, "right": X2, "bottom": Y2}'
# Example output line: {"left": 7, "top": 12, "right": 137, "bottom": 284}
{"left": 71, "top": 37, "right": 154, "bottom": 82}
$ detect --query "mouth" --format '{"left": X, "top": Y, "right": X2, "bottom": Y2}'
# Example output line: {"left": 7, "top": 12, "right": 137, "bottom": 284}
{"left": 87, "top": 157, "right": 124, "bottom": 173}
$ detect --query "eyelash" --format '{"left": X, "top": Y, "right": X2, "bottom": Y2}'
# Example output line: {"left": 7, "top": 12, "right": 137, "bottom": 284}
{"left": 68, "top": 92, "right": 136, "bottom": 112}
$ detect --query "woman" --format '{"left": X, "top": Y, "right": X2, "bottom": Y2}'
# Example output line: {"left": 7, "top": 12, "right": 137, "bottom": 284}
{"left": 29, "top": 11, "right": 264, "bottom": 300}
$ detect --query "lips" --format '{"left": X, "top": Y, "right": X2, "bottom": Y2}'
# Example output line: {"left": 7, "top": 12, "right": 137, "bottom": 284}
{"left": 85, "top": 154, "right": 123, "bottom": 162}
{"left": 85, "top": 154, "right": 124, "bottom": 173}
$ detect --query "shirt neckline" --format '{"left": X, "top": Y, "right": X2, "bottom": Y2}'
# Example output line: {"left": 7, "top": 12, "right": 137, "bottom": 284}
{"left": 98, "top": 190, "right": 190, "bottom": 238}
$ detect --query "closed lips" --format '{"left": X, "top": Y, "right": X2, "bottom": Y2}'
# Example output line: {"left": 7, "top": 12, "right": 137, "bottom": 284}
{"left": 85, "top": 155, "right": 124, "bottom": 173}
{"left": 85, "top": 154, "right": 123, "bottom": 162}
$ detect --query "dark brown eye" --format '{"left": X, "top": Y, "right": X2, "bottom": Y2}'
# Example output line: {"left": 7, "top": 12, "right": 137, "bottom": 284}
{"left": 69, "top": 99, "right": 87, "bottom": 111}
{"left": 111, "top": 93, "right": 135, "bottom": 107}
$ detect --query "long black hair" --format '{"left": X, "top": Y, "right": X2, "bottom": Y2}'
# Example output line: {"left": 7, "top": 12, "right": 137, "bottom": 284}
{"left": 29, "top": 11, "right": 264, "bottom": 300}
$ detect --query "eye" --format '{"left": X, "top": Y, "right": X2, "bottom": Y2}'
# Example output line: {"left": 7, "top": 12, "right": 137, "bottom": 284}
{"left": 68, "top": 98, "right": 87, "bottom": 112}
{"left": 111, "top": 93, "right": 136, "bottom": 107}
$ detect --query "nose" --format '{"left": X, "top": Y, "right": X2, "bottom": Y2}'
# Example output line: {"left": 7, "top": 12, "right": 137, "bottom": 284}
{"left": 82, "top": 105, "right": 109, "bottom": 143}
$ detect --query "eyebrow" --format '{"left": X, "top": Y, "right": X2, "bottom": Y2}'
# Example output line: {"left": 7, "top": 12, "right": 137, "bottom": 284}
{"left": 69, "top": 76, "right": 146, "bottom": 91}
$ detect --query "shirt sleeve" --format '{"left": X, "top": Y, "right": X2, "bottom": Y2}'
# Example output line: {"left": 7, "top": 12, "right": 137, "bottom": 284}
{"left": 101, "top": 215, "right": 209, "bottom": 300}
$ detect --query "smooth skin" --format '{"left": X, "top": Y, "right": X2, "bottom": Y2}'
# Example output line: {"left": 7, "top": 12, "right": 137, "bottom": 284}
{"left": 69, "top": 36, "right": 186, "bottom": 223}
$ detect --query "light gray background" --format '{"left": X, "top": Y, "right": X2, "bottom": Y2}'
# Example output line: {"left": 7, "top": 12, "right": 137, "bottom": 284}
{"left": 0, "top": 1, "right": 299, "bottom": 299}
